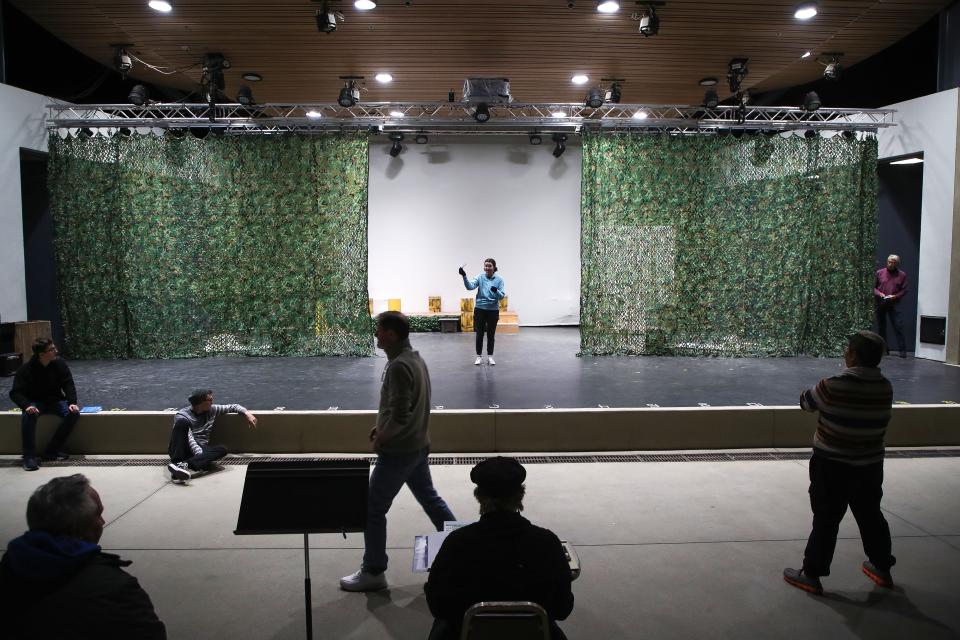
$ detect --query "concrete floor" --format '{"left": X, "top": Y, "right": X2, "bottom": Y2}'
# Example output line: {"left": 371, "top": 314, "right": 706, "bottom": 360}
{"left": 1, "top": 453, "right": 958, "bottom": 639}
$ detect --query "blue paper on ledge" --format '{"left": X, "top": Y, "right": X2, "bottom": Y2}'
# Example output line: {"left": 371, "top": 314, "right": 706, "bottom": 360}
{"left": 80, "top": 406, "right": 102, "bottom": 414}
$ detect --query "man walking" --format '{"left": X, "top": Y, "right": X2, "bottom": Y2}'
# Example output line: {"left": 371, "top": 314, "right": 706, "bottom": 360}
{"left": 340, "top": 311, "right": 455, "bottom": 591}
{"left": 9, "top": 338, "right": 80, "bottom": 471}
{"left": 784, "top": 330, "right": 897, "bottom": 595}
{"left": 874, "top": 254, "right": 908, "bottom": 357}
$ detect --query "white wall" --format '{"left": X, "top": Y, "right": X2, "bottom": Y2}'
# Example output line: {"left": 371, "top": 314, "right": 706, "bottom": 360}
{"left": 0, "top": 83, "right": 50, "bottom": 323}
{"left": 878, "top": 88, "right": 960, "bottom": 362}
{"left": 368, "top": 136, "right": 582, "bottom": 325}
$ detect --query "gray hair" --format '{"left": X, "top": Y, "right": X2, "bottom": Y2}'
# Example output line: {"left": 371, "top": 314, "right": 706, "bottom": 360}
{"left": 887, "top": 254, "right": 900, "bottom": 263}
{"left": 26, "top": 474, "right": 98, "bottom": 537}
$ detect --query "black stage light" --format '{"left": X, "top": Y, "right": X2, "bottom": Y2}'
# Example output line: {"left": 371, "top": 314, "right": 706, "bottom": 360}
{"left": 316, "top": 4, "right": 337, "bottom": 33}
{"left": 129, "top": 84, "right": 148, "bottom": 106}
{"left": 448, "top": 90, "right": 455, "bottom": 102}
{"left": 727, "top": 58, "right": 749, "bottom": 94}
{"left": 607, "top": 82, "right": 622, "bottom": 103}
{"left": 823, "top": 56, "right": 842, "bottom": 81}
{"left": 117, "top": 127, "right": 132, "bottom": 137}
{"left": 473, "top": 102, "right": 490, "bottom": 123}
{"left": 703, "top": 88, "right": 719, "bottom": 109}
{"left": 529, "top": 132, "right": 542, "bottom": 145}
{"left": 552, "top": 133, "right": 567, "bottom": 158}
{"left": 237, "top": 86, "right": 254, "bottom": 105}
{"left": 338, "top": 81, "right": 360, "bottom": 107}
{"left": 803, "top": 90, "right": 821, "bottom": 112}
{"left": 841, "top": 130, "right": 855, "bottom": 139}
{"left": 586, "top": 87, "right": 605, "bottom": 108}
{"left": 639, "top": 6, "right": 660, "bottom": 37}
{"left": 415, "top": 132, "right": 429, "bottom": 144}
{"left": 389, "top": 132, "right": 404, "bottom": 157}
{"left": 191, "top": 127, "right": 210, "bottom": 140}
{"left": 804, "top": 129, "right": 817, "bottom": 139}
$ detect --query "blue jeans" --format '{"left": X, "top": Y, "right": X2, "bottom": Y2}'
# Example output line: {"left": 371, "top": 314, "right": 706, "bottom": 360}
{"left": 363, "top": 447, "right": 455, "bottom": 574}
{"left": 21, "top": 400, "right": 79, "bottom": 458}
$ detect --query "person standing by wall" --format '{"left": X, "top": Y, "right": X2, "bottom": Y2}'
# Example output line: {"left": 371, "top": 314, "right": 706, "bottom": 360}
{"left": 459, "top": 258, "right": 506, "bottom": 366}
{"left": 874, "top": 254, "right": 909, "bottom": 357}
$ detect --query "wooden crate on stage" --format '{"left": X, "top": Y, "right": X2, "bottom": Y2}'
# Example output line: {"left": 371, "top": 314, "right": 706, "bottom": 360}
{"left": 428, "top": 296, "right": 441, "bottom": 313}
{"left": 498, "top": 311, "right": 520, "bottom": 334}
{"left": 460, "top": 298, "right": 474, "bottom": 332}
{"left": 499, "top": 296, "right": 509, "bottom": 311}
{"left": 14, "top": 321, "right": 52, "bottom": 356}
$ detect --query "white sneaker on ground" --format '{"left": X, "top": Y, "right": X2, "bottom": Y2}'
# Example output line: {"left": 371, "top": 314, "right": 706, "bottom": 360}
{"left": 339, "top": 569, "right": 388, "bottom": 592}
{"left": 487, "top": 356, "right": 495, "bottom": 365}
{"left": 474, "top": 356, "right": 483, "bottom": 365}
{"left": 168, "top": 462, "right": 192, "bottom": 484}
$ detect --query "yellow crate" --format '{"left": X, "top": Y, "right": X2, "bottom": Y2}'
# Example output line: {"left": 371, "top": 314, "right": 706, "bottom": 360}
{"left": 368, "top": 298, "right": 373, "bottom": 316}
{"left": 388, "top": 298, "right": 401, "bottom": 312}
{"left": 428, "top": 296, "right": 441, "bottom": 313}
{"left": 461, "top": 312, "right": 474, "bottom": 332}
{"left": 499, "top": 295, "right": 508, "bottom": 311}
{"left": 460, "top": 297, "right": 474, "bottom": 313}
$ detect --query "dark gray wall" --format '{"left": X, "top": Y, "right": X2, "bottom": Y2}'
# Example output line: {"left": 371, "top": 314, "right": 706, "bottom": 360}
{"left": 940, "top": 1, "right": 960, "bottom": 91}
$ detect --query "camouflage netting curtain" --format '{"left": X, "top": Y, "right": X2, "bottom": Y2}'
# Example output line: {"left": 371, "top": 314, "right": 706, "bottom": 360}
{"left": 580, "top": 132, "right": 878, "bottom": 357}
{"left": 48, "top": 133, "right": 373, "bottom": 358}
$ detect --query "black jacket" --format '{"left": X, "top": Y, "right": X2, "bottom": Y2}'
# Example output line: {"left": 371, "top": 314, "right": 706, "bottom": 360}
{"left": 0, "top": 531, "right": 166, "bottom": 640}
{"left": 9, "top": 357, "right": 77, "bottom": 410}
{"left": 424, "top": 511, "right": 574, "bottom": 639}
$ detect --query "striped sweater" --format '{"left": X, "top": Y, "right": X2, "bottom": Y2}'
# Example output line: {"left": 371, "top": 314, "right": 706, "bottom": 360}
{"left": 174, "top": 403, "right": 247, "bottom": 456}
{"left": 800, "top": 367, "right": 893, "bottom": 465}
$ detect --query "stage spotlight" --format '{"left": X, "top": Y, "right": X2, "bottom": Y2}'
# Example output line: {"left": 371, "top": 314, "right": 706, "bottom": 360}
{"left": 316, "top": 2, "right": 337, "bottom": 32}
{"left": 841, "top": 130, "right": 855, "bottom": 140}
{"left": 117, "top": 127, "right": 132, "bottom": 137}
{"left": 552, "top": 133, "right": 567, "bottom": 158}
{"left": 804, "top": 129, "right": 817, "bottom": 139}
{"left": 638, "top": 5, "right": 660, "bottom": 37}
{"left": 586, "top": 87, "right": 605, "bottom": 108}
{"left": 236, "top": 86, "right": 255, "bottom": 105}
{"left": 389, "top": 132, "right": 404, "bottom": 157}
{"left": 606, "top": 82, "right": 622, "bottom": 103}
{"left": 128, "top": 84, "right": 148, "bottom": 105}
{"left": 473, "top": 102, "right": 490, "bottom": 123}
{"left": 703, "top": 88, "right": 719, "bottom": 109}
{"left": 803, "top": 90, "right": 821, "bottom": 111}
{"left": 529, "top": 132, "right": 542, "bottom": 145}
{"left": 415, "top": 132, "right": 428, "bottom": 144}
{"left": 727, "top": 58, "right": 749, "bottom": 94}
{"left": 823, "top": 58, "right": 842, "bottom": 81}
{"left": 191, "top": 127, "right": 210, "bottom": 139}
{"left": 338, "top": 78, "right": 361, "bottom": 107}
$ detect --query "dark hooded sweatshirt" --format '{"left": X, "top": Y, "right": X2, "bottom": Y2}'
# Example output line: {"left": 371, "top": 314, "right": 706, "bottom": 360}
{"left": 0, "top": 531, "right": 166, "bottom": 639}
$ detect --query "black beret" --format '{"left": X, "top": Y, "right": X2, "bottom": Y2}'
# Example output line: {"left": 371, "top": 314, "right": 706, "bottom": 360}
{"left": 470, "top": 457, "right": 526, "bottom": 497}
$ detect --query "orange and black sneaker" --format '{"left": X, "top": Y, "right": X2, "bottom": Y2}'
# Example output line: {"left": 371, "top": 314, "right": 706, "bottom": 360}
{"left": 783, "top": 567, "right": 823, "bottom": 595}
{"left": 862, "top": 561, "right": 893, "bottom": 588}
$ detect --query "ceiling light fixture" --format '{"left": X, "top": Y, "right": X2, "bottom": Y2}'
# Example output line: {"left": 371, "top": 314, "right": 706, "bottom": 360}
{"left": 890, "top": 157, "right": 923, "bottom": 165}
{"left": 375, "top": 72, "right": 393, "bottom": 83}
{"left": 148, "top": 0, "right": 173, "bottom": 13}
{"left": 242, "top": 72, "right": 262, "bottom": 82}
{"left": 699, "top": 77, "right": 718, "bottom": 87}
{"left": 571, "top": 74, "right": 589, "bottom": 85}
{"left": 632, "top": 110, "right": 648, "bottom": 119}
{"left": 306, "top": 110, "right": 323, "bottom": 118}
{"left": 551, "top": 111, "right": 567, "bottom": 118}
{"left": 596, "top": 1, "right": 619, "bottom": 13}
{"left": 389, "top": 111, "right": 405, "bottom": 118}
{"left": 586, "top": 87, "right": 605, "bottom": 108}
{"left": 801, "top": 51, "right": 812, "bottom": 59}
{"left": 793, "top": 2, "right": 818, "bottom": 20}
{"left": 529, "top": 132, "right": 542, "bottom": 145}
{"left": 355, "top": 0, "right": 377, "bottom": 10}
{"left": 473, "top": 103, "right": 490, "bottom": 123}
{"left": 552, "top": 133, "right": 567, "bottom": 158}
{"left": 803, "top": 90, "right": 821, "bottom": 111}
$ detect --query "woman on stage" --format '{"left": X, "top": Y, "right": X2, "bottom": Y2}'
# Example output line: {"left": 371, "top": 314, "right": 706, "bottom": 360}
{"left": 459, "top": 258, "right": 505, "bottom": 366}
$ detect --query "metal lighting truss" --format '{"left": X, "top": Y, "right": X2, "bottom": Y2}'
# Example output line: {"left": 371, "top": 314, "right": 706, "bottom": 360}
{"left": 47, "top": 102, "right": 895, "bottom": 136}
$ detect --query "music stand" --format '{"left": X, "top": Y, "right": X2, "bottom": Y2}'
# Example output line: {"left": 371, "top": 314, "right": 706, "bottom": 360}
{"left": 234, "top": 459, "right": 370, "bottom": 640}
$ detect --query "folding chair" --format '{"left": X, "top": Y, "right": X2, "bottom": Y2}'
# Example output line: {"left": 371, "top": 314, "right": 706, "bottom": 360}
{"left": 459, "top": 601, "right": 550, "bottom": 640}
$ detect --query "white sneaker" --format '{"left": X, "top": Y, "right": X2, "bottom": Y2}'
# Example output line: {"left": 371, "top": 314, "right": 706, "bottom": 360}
{"left": 474, "top": 356, "right": 483, "bottom": 365}
{"left": 168, "top": 462, "right": 193, "bottom": 484}
{"left": 487, "top": 356, "right": 495, "bottom": 366}
{"left": 339, "top": 569, "right": 388, "bottom": 592}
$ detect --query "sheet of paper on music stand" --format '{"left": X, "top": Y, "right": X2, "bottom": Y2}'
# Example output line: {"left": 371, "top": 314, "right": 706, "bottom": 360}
{"left": 412, "top": 521, "right": 475, "bottom": 572}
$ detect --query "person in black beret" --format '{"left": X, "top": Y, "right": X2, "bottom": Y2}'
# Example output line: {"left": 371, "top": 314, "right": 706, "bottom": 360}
{"left": 424, "top": 457, "right": 574, "bottom": 640}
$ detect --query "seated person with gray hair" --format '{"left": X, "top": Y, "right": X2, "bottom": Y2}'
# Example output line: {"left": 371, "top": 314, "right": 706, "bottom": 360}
{"left": 0, "top": 474, "right": 166, "bottom": 639}
{"left": 167, "top": 388, "right": 258, "bottom": 483}
{"left": 424, "top": 457, "right": 574, "bottom": 640}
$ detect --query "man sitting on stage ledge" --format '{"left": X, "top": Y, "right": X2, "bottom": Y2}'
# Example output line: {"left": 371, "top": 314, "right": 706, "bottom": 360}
{"left": 167, "top": 389, "right": 258, "bottom": 484}
{"left": 424, "top": 457, "right": 574, "bottom": 640}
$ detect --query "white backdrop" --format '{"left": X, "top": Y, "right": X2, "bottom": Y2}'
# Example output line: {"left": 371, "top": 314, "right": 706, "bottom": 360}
{"left": 368, "top": 136, "right": 582, "bottom": 325}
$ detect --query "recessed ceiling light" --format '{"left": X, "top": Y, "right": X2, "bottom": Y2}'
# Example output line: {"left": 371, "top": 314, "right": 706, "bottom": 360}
{"left": 794, "top": 2, "right": 818, "bottom": 20}
{"left": 551, "top": 111, "right": 567, "bottom": 118}
{"left": 375, "top": 72, "right": 393, "bottom": 83}
{"left": 801, "top": 51, "right": 812, "bottom": 59}
{"left": 571, "top": 74, "right": 589, "bottom": 85}
{"left": 632, "top": 110, "right": 648, "bottom": 119}
{"left": 699, "top": 77, "right": 718, "bottom": 87}
{"left": 390, "top": 111, "right": 405, "bottom": 118}
{"left": 148, "top": 0, "right": 172, "bottom": 12}
{"left": 242, "top": 72, "right": 262, "bottom": 82}
{"left": 355, "top": 0, "right": 377, "bottom": 9}
{"left": 306, "top": 110, "right": 323, "bottom": 118}
{"left": 890, "top": 157, "right": 923, "bottom": 165}
{"left": 597, "top": 1, "right": 619, "bottom": 13}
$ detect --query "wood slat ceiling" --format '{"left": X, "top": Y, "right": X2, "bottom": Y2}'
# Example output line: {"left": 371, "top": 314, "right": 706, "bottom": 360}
{"left": 10, "top": 0, "right": 951, "bottom": 105}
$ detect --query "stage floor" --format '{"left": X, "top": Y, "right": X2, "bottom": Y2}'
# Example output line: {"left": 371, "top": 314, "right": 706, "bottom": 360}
{"left": 1, "top": 328, "right": 958, "bottom": 411}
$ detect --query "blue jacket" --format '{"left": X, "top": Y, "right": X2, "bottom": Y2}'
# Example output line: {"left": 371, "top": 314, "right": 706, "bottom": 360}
{"left": 463, "top": 273, "right": 505, "bottom": 310}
